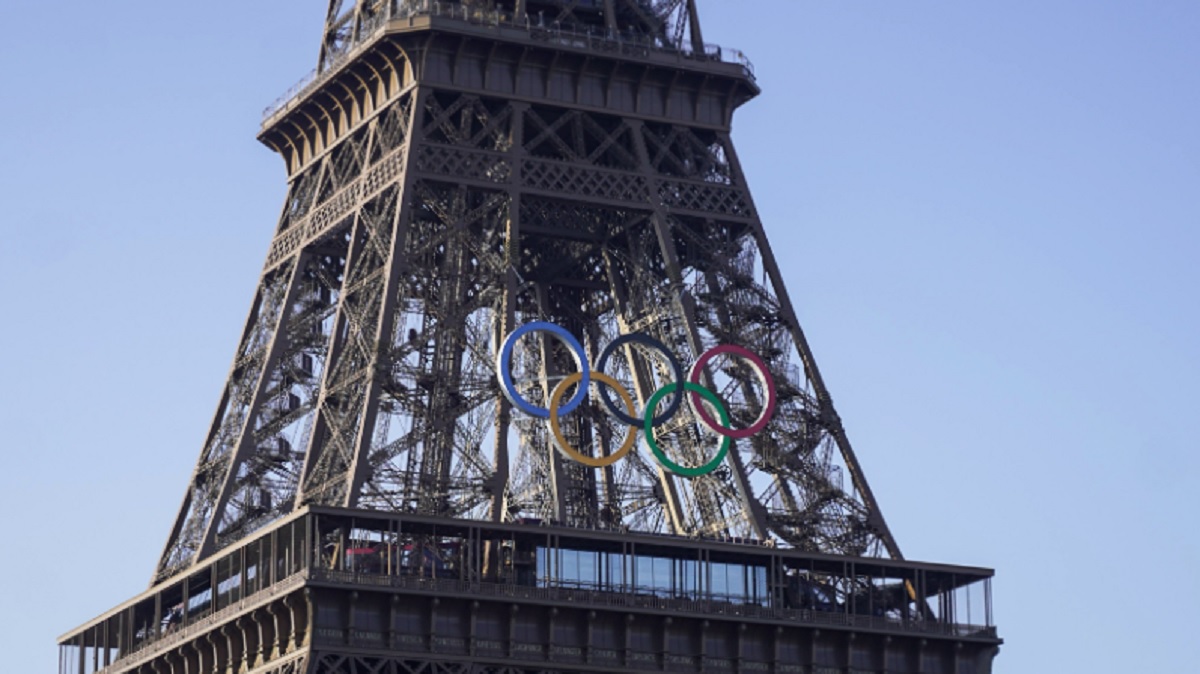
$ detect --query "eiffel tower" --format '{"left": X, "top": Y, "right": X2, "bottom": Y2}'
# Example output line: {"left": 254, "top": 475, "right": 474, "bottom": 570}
{"left": 60, "top": 2, "right": 1000, "bottom": 673}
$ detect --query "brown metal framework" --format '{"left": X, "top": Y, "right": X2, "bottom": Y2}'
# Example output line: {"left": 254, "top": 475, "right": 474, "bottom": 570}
{"left": 156, "top": 0, "right": 903, "bottom": 585}
{"left": 61, "top": 2, "right": 1001, "bottom": 672}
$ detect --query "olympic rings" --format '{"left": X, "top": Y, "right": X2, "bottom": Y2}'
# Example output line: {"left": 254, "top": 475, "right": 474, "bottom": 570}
{"left": 595, "top": 332, "right": 685, "bottom": 426}
{"left": 644, "top": 382, "right": 732, "bottom": 478}
{"left": 496, "top": 321, "right": 590, "bottom": 419}
{"left": 549, "top": 372, "right": 639, "bottom": 468}
{"left": 688, "top": 345, "right": 777, "bottom": 439}
{"left": 497, "top": 322, "right": 777, "bottom": 477}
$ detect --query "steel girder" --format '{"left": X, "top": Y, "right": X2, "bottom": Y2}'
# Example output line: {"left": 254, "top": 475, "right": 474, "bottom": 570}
{"left": 156, "top": 13, "right": 902, "bottom": 584}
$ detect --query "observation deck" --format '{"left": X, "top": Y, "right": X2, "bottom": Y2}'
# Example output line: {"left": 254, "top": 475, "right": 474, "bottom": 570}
{"left": 61, "top": 509, "right": 999, "bottom": 674}
{"left": 265, "top": 0, "right": 754, "bottom": 124}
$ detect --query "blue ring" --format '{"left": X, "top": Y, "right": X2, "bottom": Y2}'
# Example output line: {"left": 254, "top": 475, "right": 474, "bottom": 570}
{"left": 496, "top": 321, "right": 590, "bottom": 419}
{"left": 594, "top": 332, "right": 686, "bottom": 427}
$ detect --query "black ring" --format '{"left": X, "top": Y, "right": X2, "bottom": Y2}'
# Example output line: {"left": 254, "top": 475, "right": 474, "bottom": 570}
{"left": 595, "top": 333, "right": 686, "bottom": 427}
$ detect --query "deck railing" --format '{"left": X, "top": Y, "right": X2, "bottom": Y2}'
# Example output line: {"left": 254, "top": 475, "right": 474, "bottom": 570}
{"left": 263, "top": 0, "right": 753, "bottom": 121}
{"left": 311, "top": 567, "right": 998, "bottom": 640}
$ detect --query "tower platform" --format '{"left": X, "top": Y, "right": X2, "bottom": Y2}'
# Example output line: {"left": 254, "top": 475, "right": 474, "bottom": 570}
{"left": 60, "top": 509, "right": 998, "bottom": 673}
{"left": 60, "top": 2, "right": 1000, "bottom": 671}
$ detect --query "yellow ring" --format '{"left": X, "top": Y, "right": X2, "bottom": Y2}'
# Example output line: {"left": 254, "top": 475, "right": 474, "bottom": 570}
{"left": 548, "top": 372, "right": 639, "bottom": 468}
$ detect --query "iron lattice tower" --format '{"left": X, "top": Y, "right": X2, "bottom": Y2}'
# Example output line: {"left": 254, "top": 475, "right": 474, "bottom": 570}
{"left": 60, "top": 2, "right": 1000, "bottom": 673}
{"left": 162, "top": 0, "right": 899, "bottom": 578}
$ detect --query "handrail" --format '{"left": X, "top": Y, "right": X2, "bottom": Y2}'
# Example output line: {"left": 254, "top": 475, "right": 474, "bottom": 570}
{"left": 262, "top": 0, "right": 754, "bottom": 122}
{"left": 310, "top": 568, "right": 997, "bottom": 640}
{"left": 94, "top": 565, "right": 993, "bottom": 672}
{"left": 97, "top": 571, "right": 308, "bottom": 673}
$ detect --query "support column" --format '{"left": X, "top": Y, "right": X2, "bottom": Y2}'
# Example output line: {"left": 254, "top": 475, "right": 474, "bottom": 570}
{"left": 289, "top": 592, "right": 310, "bottom": 651}
{"left": 387, "top": 595, "right": 402, "bottom": 649}
{"left": 236, "top": 616, "right": 258, "bottom": 672}
{"left": 195, "top": 633, "right": 216, "bottom": 674}
{"left": 220, "top": 623, "right": 241, "bottom": 674}
{"left": 268, "top": 601, "right": 291, "bottom": 659}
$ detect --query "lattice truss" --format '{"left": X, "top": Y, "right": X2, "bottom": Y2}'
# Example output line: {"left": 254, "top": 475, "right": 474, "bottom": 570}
{"left": 158, "top": 87, "right": 894, "bottom": 582}
{"left": 320, "top": 0, "right": 703, "bottom": 72}
{"left": 159, "top": 93, "right": 417, "bottom": 579}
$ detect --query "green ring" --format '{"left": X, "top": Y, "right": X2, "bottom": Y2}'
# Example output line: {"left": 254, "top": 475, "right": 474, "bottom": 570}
{"left": 643, "top": 382, "right": 732, "bottom": 478}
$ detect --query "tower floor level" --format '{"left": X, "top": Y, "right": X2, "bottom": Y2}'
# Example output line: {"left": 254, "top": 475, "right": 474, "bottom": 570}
{"left": 60, "top": 2, "right": 1001, "bottom": 672}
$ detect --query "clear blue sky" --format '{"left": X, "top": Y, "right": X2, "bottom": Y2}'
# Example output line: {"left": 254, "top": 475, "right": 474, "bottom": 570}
{"left": 1, "top": 1, "right": 1196, "bottom": 671}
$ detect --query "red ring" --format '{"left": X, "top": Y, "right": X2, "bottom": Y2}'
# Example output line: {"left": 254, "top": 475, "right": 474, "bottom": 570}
{"left": 687, "top": 345, "right": 777, "bottom": 439}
